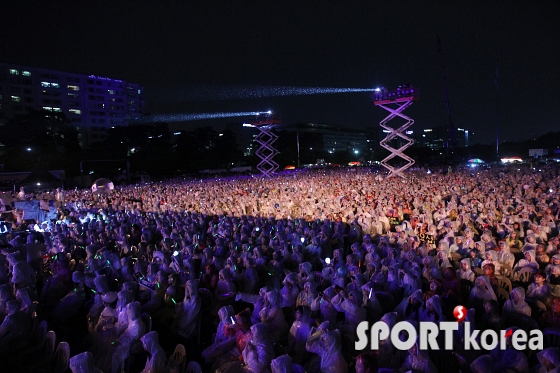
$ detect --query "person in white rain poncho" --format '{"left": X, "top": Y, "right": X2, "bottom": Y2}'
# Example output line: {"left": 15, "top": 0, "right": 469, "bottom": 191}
{"left": 140, "top": 331, "right": 166, "bottom": 373}
{"left": 111, "top": 301, "right": 147, "bottom": 373}
{"left": 172, "top": 279, "right": 200, "bottom": 340}
{"left": 502, "top": 286, "right": 531, "bottom": 317}
{"left": 470, "top": 354, "right": 494, "bottom": 373}
{"left": 237, "top": 286, "right": 270, "bottom": 325}
{"left": 305, "top": 328, "right": 348, "bottom": 373}
{"left": 361, "top": 282, "right": 382, "bottom": 322}
{"left": 527, "top": 271, "right": 551, "bottom": 303}
{"left": 419, "top": 295, "right": 446, "bottom": 323}
{"left": 241, "top": 323, "right": 275, "bottom": 373}
{"left": 457, "top": 258, "right": 476, "bottom": 282}
{"left": 287, "top": 305, "right": 313, "bottom": 365}
{"left": 481, "top": 250, "right": 501, "bottom": 276}
{"left": 399, "top": 340, "right": 438, "bottom": 373}
{"left": 490, "top": 327, "right": 529, "bottom": 373}
{"left": 69, "top": 351, "right": 103, "bottom": 373}
{"left": 514, "top": 249, "right": 539, "bottom": 276}
{"left": 331, "top": 288, "right": 366, "bottom": 348}
{"left": 270, "top": 354, "right": 293, "bottom": 373}
{"left": 202, "top": 305, "right": 237, "bottom": 365}
{"left": 296, "top": 281, "right": 318, "bottom": 308}
{"left": 395, "top": 289, "right": 423, "bottom": 321}
{"left": 280, "top": 273, "right": 300, "bottom": 308}
{"left": 259, "top": 290, "right": 288, "bottom": 344}
{"left": 310, "top": 286, "right": 338, "bottom": 328}
{"left": 536, "top": 347, "right": 560, "bottom": 373}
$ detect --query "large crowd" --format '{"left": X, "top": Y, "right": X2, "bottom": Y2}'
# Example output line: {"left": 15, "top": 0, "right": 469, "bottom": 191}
{"left": 1, "top": 164, "right": 560, "bottom": 373}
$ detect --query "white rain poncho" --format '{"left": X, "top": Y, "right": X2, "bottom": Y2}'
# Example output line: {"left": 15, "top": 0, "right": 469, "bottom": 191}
{"left": 514, "top": 249, "right": 539, "bottom": 274}
{"left": 399, "top": 340, "right": 438, "bottom": 373}
{"left": 237, "top": 286, "right": 269, "bottom": 325}
{"left": 140, "top": 331, "right": 166, "bottom": 373}
{"left": 457, "top": 258, "right": 475, "bottom": 282}
{"left": 259, "top": 290, "right": 288, "bottom": 344}
{"left": 0, "top": 300, "right": 31, "bottom": 350}
{"left": 305, "top": 329, "right": 348, "bottom": 373}
{"left": 69, "top": 351, "right": 102, "bottom": 373}
{"left": 216, "top": 268, "right": 237, "bottom": 300}
{"left": 481, "top": 250, "right": 501, "bottom": 275}
{"left": 271, "top": 354, "right": 292, "bottom": 373}
{"left": 202, "top": 305, "right": 236, "bottom": 365}
{"left": 537, "top": 347, "right": 560, "bottom": 373}
{"left": 469, "top": 276, "right": 497, "bottom": 308}
{"left": 503, "top": 287, "right": 531, "bottom": 317}
{"left": 470, "top": 354, "right": 493, "bottom": 373}
{"left": 115, "top": 290, "right": 135, "bottom": 334}
{"left": 280, "top": 273, "right": 300, "bottom": 308}
{"left": 242, "top": 323, "right": 275, "bottom": 373}
{"left": 287, "top": 306, "right": 313, "bottom": 364}
{"left": 419, "top": 295, "right": 446, "bottom": 323}
{"left": 112, "top": 301, "right": 147, "bottom": 373}
{"left": 395, "top": 289, "right": 423, "bottom": 321}
{"left": 490, "top": 327, "right": 529, "bottom": 373}
{"left": 296, "top": 282, "right": 318, "bottom": 308}
{"left": 361, "top": 282, "right": 382, "bottom": 322}
{"left": 332, "top": 289, "right": 366, "bottom": 333}
{"left": 310, "top": 286, "right": 338, "bottom": 327}
{"left": 298, "top": 262, "right": 315, "bottom": 284}
{"left": 173, "top": 279, "right": 201, "bottom": 339}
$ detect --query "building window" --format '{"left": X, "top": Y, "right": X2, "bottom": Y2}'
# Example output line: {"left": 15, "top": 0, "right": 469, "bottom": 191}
{"left": 52, "top": 107, "right": 62, "bottom": 112}
{"left": 69, "top": 109, "right": 82, "bottom": 115}
{"left": 67, "top": 77, "right": 80, "bottom": 83}
{"left": 22, "top": 71, "right": 31, "bottom": 77}
{"left": 24, "top": 97, "right": 33, "bottom": 103}
{"left": 87, "top": 79, "right": 94, "bottom": 84}
{"left": 97, "top": 96, "right": 104, "bottom": 101}
{"left": 89, "top": 111, "right": 97, "bottom": 116}
{"left": 67, "top": 85, "right": 80, "bottom": 91}
{"left": 69, "top": 101, "right": 79, "bottom": 107}
{"left": 108, "top": 89, "right": 115, "bottom": 95}
{"left": 41, "top": 82, "right": 51, "bottom": 88}
{"left": 52, "top": 92, "right": 60, "bottom": 97}
{"left": 98, "top": 111, "right": 105, "bottom": 116}
{"left": 23, "top": 89, "right": 32, "bottom": 94}
{"left": 43, "top": 99, "right": 52, "bottom": 104}
{"left": 11, "top": 87, "right": 21, "bottom": 93}
{"left": 53, "top": 100, "right": 61, "bottom": 105}
{"left": 43, "top": 106, "right": 52, "bottom": 111}
{"left": 9, "top": 69, "right": 19, "bottom": 75}
{"left": 13, "top": 104, "right": 23, "bottom": 111}
{"left": 51, "top": 75, "right": 58, "bottom": 79}
{"left": 68, "top": 93, "right": 80, "bottom": 99}
{"left": 138, "top": 89, "right": 141, "bottom": 94}
{"left": 25, "top": 106, "right": 33, "bottom": 112}
{"left": 42, "top": 90, "right": 51, "bottom": 96}
{"left": 51, "top": 83, "right": 60, "bottom": 88}
{"left": 11, "top": 95, "right": 21, "bottom": 102}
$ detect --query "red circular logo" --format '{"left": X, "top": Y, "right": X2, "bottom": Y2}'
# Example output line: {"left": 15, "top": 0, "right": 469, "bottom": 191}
{"left": 453, "top": 305, "right": 467, "bottom": 322}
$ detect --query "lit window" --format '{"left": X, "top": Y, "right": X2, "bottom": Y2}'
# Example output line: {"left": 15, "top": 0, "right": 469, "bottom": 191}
{"left": 68, "top": 93, "right": 80, "bottom": 98}
{"left": 41, "top": 82, "right": 50, "bottom": 88}
{"left": 52, "top": 107, "right": 62, "bottom": 112}
{"left": 43, "top": 106, "right": 52, "bottom": 111}
{"left": 22, "top": 71, "right": 31, "bottom": 76}
{"left": 108, "top": 89, "right": 115, "bottom": 95}
{"left": 138, "top": 89, "right": 141, "bottom": 94}
{"left": 51, "top": 83, "right": 60, "bottom": 88}
{"left": 69, "top": 109, "right": 82, "bottom": 115}
{"left": 9, "top": 69, "right": 19, "bottom": 75}
{"left": 67, "top": 85, "right": 80, "bottom": 91}
{"left": 11, "top": 96, "right": 21, "bottom": 102}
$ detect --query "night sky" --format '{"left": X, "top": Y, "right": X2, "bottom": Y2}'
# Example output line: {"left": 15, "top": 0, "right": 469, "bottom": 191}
{"left": 2, "top": 1, "right": 559, "bottom": 144}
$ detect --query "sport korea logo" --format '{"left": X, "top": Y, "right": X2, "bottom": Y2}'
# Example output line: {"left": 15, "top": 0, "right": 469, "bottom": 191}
{"left": 356, "top": 305, "right": 544, "bottom": 352}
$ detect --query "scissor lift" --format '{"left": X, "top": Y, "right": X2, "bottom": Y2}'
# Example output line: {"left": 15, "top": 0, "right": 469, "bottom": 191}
{"left": 373, "top": 86, "right": 419, "bottom": 178}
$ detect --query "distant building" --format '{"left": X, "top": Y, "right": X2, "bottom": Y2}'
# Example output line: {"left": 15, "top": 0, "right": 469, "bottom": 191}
{"left": 419, "top": 125, "right": 469, "bottom": 149}
{"left": 0, "top": 62, "right": 144, "bottom": 147}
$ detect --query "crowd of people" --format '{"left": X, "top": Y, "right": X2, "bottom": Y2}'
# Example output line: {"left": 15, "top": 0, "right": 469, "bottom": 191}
{"left": 1, "top": 164, "right": 560, "bottom": 373}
